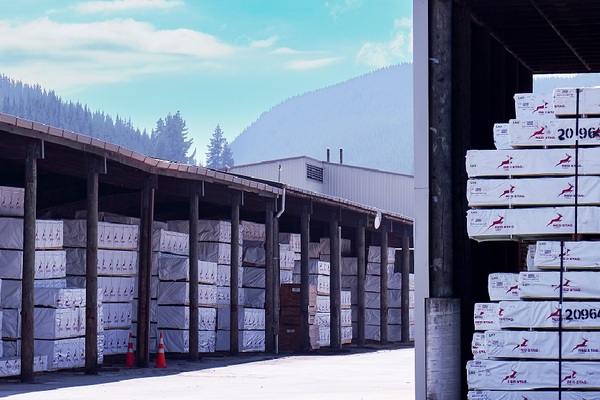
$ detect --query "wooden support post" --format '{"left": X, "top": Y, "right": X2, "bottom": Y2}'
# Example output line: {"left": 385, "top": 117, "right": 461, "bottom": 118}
{"left": 330, "top": 216, "right": 341, "bottom": 349}
{"left": 265, "top": 201, "right": 275, "bottom": 353}
{"left": 136, "top": 175, "right": 156, "bottom": 367}
{"left": 356, "top": 218, "right": 366, "bottom": 346}
{"left": 273, "top": 213, "right": 280, "bottom": 354}
{"left": 85, "top": 158, "right": 104, "bottom": 374}
{"left": 380, "top": 223, "right": 389, "bottom": 343}
{"left": 300, "top": 205, "right": 311, "bottom": 351}
{"left": 401, "top": 228, "right": 411, "bottom": 343}
{"left": 188, "top": 182, "right": 199, "bottom": 361}
{"left": 21, "top": 141, "right": 39, "bottom": 383}
{"left": 230, "top": 192, "right": 241, "bottom": 355}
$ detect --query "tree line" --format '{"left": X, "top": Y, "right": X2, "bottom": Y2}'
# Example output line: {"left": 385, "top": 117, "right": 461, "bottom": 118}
{"left": 0, "top": 74, "right": 234, "bottom": 168}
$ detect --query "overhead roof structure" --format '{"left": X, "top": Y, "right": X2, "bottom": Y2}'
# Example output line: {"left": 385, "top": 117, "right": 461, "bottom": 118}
{"left": 466, "top": 0, "right": 600, "bottom": 74}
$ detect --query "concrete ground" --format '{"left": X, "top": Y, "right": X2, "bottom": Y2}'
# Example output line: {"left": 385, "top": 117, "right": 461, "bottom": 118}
{"left": 0, "top": 346, "right": 414, "bottom": 400}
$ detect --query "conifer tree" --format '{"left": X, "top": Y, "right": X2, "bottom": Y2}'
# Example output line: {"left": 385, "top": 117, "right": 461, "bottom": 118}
{"left": 206, "top": 124, "right": 234, "bottom": 169}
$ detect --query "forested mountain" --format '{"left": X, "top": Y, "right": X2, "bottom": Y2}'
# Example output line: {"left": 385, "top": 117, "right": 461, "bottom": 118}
{"left": 230, "top": 63, "right": 414, "bottom": 175}
{"left": 0, "top": 75, "right": 195, "bottom": 164}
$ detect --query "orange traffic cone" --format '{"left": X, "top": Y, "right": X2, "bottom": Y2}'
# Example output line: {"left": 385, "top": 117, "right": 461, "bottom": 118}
{"left": 125, "top": 332, "right": 135, "bottom": 367}
{"left": 155, "top": 332, "right": 167, "bottom": 368}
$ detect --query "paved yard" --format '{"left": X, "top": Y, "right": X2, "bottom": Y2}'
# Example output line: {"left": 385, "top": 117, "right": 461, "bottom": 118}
{"left": 1, "top": 347, "right": 414, "bottom": 400}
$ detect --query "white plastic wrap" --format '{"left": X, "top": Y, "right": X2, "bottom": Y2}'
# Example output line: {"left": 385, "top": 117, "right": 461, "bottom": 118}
{"left": 472, "top": 332, "right": 487, "bottom": 359}
{"left": 309, "top": 242, "right": 321, "bottom": 259}
{"left": 468, "top": 176, "right": 600, "bottom": 207}
{"left": 35, "top": 287, "right": 86, "bottom": 308}
{"left": 156, "top": 306, "right": 216, "bottom": 330}
{"left": 102, "top": 302, "right": 133, "bottom": 329}
{"left": 508, "top": 117, "right": 600, "bottom": 147}
{"left": 341, "top": 308, "right": 352, "bottom": 327}
{"left": 98, "top": 276, "right": 135, "bottom": 303}
{"left": 365, "top": 292, "right": 380, "bottom": 309}
{"left": 240, "top": 287, "right": 265, "bottom": 308}
{"left": 242, "top": 245, "right": 265, "bottom": 267}
{"left": 519, "top": 271, "right": 600, "bottom": 299}
{"left": 216, "top": 286, "right": 245, "bottom": 306}
{"left": 341, "top": 257, "right": 357, "bottom": 275}
{"left": 534, "top": 241, "right": 600, "bottom": 270}
{"left": 0, "top": 218, "right": 63, "bottom": 249}
{"left": 365, "top": 275, "right": 380, "bottom": 293}
{"left": 215, "top": 264, "right": 242, "bottom": 287}
{"left": 216, "top": 307, "right": 265, "bottom": 330}
{"left": 293, "top": 260, "right": 330, "bottom": 276}
{"left": 341, "top": 290, "right": 351, "bottom": 309}
{"left": 319, "top": 238, "right": 351, "bottom": 256}
{"left": 342, "top": 275, "right": 357, "bottom": 290}
{"left": 156, "top": 281, "right": 217, "bottom": 306}
{"left": 315, "top": 312, "right": 330, "bottom": 327}
{"left": 279, "top": 233, "right": 301, "bottom": 252}
{"left": 1, "top": 278, "right": 20, "bottom": 308}
{"left": 280, "top": 269, "right": 293, "bottom": 284}
{"left": 160, "top": 329, "right": 216, "bottom": 353}
{"left": 34, "top": 307, "right": 85, "bottom": 339}
{"left": 365, "top": 324, "right": 380, "bottom": 341}
{"left": 468, "top": 391, "right": 600, "bottom": 400}
{"left": 103, "top": 328, "right": 130, "bottom": 355}
{"left": 318, "top": 326, "right": 330, "bottom": 347}
{"left": 474, "top": 303, "right": 500, "bottom": 331}
{"left": 0, "top": 355, "right": 47, "bottom": 377}
{"left": 198, "top": 242, "right": 242, "bottom": 265}
{"left": 241, "top": 221, "right": 265, "bottom": 242}
{"left": 0, "top": 250, "right": 68, "bottom": 280}
{"left": 215, "top": 330, "right": 265, "bottom": 352}
{"left": 35, "top": 336, "right": 103, "bottom": 370}
{"left": 367, "top": 246, "right": 396, "bottom": 263}
{"left": 499, "top": 300, "right": 600, "bottom": 329}
{"left": 155, "top": 254, "right": 217, "bottom": 284}
{"left": 488, "top": 273, "right": 520, "bottom": 301}
{"left": 467, "top": 207, "right": 600, "bottom": 241}
{"left": 167, "top": 219, "right": 235, "bottom": 244}
{"left": 468, "top": 359, "right": 600, "bottom": 390}
{"left": 387, "top": 269, "right": 402, "bottom": 290}
{"left": 66, "top": 248, "right": 137, "bottom": 276}
{"left": 152, "top": 229, "right": 189, "bottom": 256}
{"left": 486, "top": 330, "right": 600, "bottom": 360}
{"left": 341, "top": 326, "right": 353, "bottom": 344}
{"left": 514, "top": 93, "right": 555, "bottom": 119}
{"left": 63, "top": 220, "right": 138, "bottom": 250}
{"left": 0, "top": 186, "right": 24, "bottom": 217}
{"left": 241, "top": 266, "right": 266, "bottom": 288}
{"left": 366, "top": 262, "right": 394, "bottom": 276}
{"left": 466, "top": 147, "right": 600, "bottom": 178}
{"left": 527, "top": 244, "right": 540, "bottom": 271}
{"left": 2, "top": 309, "right": 19, "bottom": 339}
{"left": 317, "top": 295, "right": 330, "bottom": 313}
{"left": 279, "top": 248, "right": 295, "bottom": 270}
{"left": 493, "top": 123, "right": 511, "bottom": 150}
{"left": 553, "top": 87, "right": 600, "bottom": 116}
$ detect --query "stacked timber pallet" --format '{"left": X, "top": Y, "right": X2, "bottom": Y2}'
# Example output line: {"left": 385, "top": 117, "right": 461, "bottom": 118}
{"left": 293, "top": 259, "right": 330, "bottom": 347}
{"left": 278, "top": 233, "right": 298, "bottom": 284}
{"left": 64, "top": 217, "right": 138, "bottom": 357}
{"left": 467, "top": 87, "right": 600, "bottom": 397}
{"left": 153, "top": 225, "right": 218, "bottom": 354}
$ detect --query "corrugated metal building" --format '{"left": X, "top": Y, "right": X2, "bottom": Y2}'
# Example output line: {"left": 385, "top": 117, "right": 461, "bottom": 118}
{"left": 228, "top": 156, "right": 414, "bottom": 218}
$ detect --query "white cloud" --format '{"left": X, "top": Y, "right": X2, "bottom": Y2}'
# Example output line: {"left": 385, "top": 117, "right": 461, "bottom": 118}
{"left": 323, "top": 0, "right": 362, "bottom": 18}
{"left": 75, "top": 0, "right": 183, "bottom": 13}
{"left": 355, "top": 17, "right": 413, "bottom": 68}
{"left": 287, "top": 57, "right": 341, "bottom": 70}
{"left": 250, "top": 36, "right": 278, "bottom": 48}
{"left": 0, "top": 17, "right": 234, "bottom": 92}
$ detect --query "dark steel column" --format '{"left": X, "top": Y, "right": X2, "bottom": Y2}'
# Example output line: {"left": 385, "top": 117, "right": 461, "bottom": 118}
{"left": 21, "top": 142, "right": 38, "bottom": 383}
{"left": 356, "top": 218, "right": 366, "bottom": 346}
{"left": 273, "top": 212, "right": 281, "bottom": 353}
{"left": 188, "top": 182, "right": 199, "bottom": 360}
{"left": 230, "top": 192, "right": 241, "bottom": 355}
{"left": 330, "top": 217, "right": 341, "bottom": 349}
{"left": 380, "top": 223, "right": 389, "bottom": 343}
{"left": 85, "top": 158, "right": 100, "bottom": 374}
{"left": 300, "top": 205, "right": 311, "bottom": 351}
{"left": 401, "top": 228, "right": 412, "bottom": 343}
{"left": 136, "top": 175, "right": 156, "bottom": 367}
{"left": 265, "top": 201, "right": 275, "bottom": 352}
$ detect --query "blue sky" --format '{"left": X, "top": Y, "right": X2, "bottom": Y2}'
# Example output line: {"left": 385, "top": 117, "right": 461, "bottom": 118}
{"left": 0, "top": 0, "right": 413, "bottom": 164}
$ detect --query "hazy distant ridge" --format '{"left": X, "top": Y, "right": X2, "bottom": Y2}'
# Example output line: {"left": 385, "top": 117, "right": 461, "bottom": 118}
{"left": 231, "top": 63, "right": 414, "bottom": 175}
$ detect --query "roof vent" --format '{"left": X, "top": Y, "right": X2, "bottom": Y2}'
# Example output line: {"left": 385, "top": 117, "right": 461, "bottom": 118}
{"left": 306, "top": 164, "right": 323, "bottom": 182}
